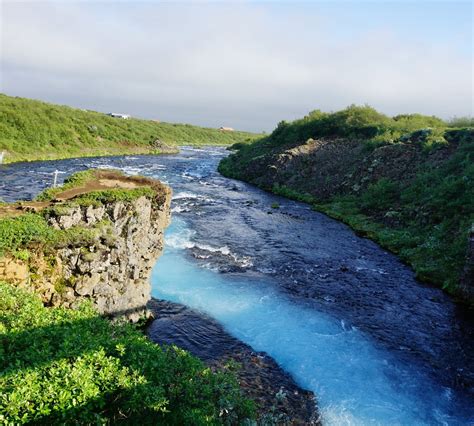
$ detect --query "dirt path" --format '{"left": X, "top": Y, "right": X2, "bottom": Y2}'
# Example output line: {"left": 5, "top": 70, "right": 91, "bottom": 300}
{"left": 0, "top": 170, "right": 162, "bottom": 219}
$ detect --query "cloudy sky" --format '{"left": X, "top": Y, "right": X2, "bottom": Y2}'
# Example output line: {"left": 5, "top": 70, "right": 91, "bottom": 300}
{"left": 1, "top": 1, "right": 472, "bottom": 131}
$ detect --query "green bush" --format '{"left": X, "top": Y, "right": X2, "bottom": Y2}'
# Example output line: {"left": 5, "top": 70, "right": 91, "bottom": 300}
{"left": 447, "top": 117, "right": 474, "bottom": 128}
{"left": 0, "top": 282, "right": 255, "bottom": 424}
{"left": 360, "top": 179, "right": 400, "bottom": 211}
{"left": 0, "top": 214, "right": 58, "bottom": 257}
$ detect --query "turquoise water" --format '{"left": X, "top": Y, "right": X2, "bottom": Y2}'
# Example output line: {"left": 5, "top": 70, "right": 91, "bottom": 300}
{"left": 152, "top": 218, "right": 468, "bottom": 425}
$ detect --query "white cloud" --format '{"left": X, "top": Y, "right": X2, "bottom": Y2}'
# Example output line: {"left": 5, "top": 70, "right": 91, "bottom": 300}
{"left": 1, "top": 1, "right": 472, "bottom": 131}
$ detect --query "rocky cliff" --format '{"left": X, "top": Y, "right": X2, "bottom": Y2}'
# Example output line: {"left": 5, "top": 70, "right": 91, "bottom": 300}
{"left": 0, "top": 169, "right": 171, "bottom": 321}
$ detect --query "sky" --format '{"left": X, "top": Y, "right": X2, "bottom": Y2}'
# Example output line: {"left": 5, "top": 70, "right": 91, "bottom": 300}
{"left": 0, "top": 0, "right": 472, "bottom": 132}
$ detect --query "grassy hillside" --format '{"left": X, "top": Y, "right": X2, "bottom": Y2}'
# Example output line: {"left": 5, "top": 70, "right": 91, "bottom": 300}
{"left": 219, "top": 105, "right": 474, "bottom": 299}
{"left": 0, "top": 94, "right": 259, "bottom": 163}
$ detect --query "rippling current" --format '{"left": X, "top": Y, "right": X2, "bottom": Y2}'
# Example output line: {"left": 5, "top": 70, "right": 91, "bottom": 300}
{"left": 1, "top": 147, "right": 473, "bottom": 425}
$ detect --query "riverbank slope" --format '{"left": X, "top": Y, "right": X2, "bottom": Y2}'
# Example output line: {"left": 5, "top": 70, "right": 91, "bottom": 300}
{"left": 219, "top": 106, "right": 474, "bottom": 302}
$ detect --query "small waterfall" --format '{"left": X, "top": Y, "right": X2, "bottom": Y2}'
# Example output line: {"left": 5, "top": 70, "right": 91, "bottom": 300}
{"left": 0, "top": 152, "right": 4, "bottom": 164}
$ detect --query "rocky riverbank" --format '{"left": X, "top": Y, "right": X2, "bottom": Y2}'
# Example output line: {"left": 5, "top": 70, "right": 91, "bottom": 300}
{"left": 219, "top": 121, "right": 474, "bottom": 302}
{"left": 147, "top": 299, "right": 320, "bottom": 424}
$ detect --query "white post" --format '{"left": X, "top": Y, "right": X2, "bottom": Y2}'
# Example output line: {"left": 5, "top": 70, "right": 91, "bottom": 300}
{"left": 0, "top": 152, "right": 4, "bottom": 164}
{"left": 53, "top": 170, "right": 59, "bottom": 188}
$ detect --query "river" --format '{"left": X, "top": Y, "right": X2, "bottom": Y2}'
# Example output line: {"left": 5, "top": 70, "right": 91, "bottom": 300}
{"left": 1, "top": 147, "right": 473, "bottom": 425}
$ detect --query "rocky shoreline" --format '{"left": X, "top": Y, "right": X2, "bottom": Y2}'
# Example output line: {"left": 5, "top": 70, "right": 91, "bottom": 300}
{"left": 147, "top": 299, "right": 320, "bottom": 424}
{"left": 219, "top": 131, "right": 474, "bottom": 303}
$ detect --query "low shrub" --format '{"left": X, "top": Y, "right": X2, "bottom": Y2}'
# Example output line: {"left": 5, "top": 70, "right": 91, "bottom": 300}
{"left": 359, "top": 178, "right": 400, "bottom": 212}
{"left": 0, "top": 213, "right": 57, "bottom": 257}
{"left": 0, "top": 282, "right": 255, "bottom": 424}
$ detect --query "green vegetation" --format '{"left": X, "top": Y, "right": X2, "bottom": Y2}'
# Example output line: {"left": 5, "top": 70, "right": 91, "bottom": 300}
{"left": 272, "top": 185, "right": 315, "bottom": 204}
{"left": 448, "top": 116, "right": 474, "bottom": 128}
{"left": 35, "top": 169, "right": 159, "bottom": 204}
{"left": 0, "top": 212, "right": 104, "bottom": 258}
{"left": 0, "top": 282, "right": 255, "bottom": 424}
{"left": 0, "top": 172, "right": 256, "bottom": 424}
{"left": 0, "top": 213, "right": 57, "bottom": 257}
{"left": 35, "top": 170, "right": 97, "bottom": 201}
{"left": 220, "top": 106, "right": 455, "bottom": 174}
{"left": 0, "top": 94, "right": 259, "bottom": 163}
{"left": 72, "top": 188, "right": 157, "bottom": 207}
{"left": 219, "top": 105, "right": 473, "bottom": 297}
{"left": 39, "top": 187, "right": 156, "bottom": 206}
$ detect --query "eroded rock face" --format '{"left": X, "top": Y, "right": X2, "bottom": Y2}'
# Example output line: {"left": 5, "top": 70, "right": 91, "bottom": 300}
{"left": 0, "top": 257, "right": 29, "bottom": 282}
{"left": 3, "top": 192, "right": 171, "bottom": 322}
{"left": 242, "top": 138, "right": 454, "bottom": 201}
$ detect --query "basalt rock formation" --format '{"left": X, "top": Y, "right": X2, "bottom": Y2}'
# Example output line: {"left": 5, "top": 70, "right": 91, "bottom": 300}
{"left": 0, "top": 169, "right": 171, "bottom": 321}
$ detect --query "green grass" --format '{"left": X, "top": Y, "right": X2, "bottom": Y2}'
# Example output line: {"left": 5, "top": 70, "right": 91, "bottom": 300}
{"left": 0, "top": 94, "right": 260, "bottom": 163}
{"left": 0, "top": 282, "right": 255, "bottom": 424}
{"left": 219, "top": 104, "right": 474, "bottom": 298}
{"left": 35, "top": 170, "right": 97, "bottom": 201}
{"left": 72, "top": 188, "right": 157, "bottom": 207}
{"left": 35, "top": 170, "right": 160, "bottom": 203}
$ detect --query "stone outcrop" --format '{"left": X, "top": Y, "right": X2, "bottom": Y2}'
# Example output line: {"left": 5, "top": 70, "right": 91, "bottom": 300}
{"left": 233, "top": 137, "right": 455, "bottom": 202}
{"left": 151, "top": 139, "right": 179, "bottom": 154}
{"left": 0, "top": 170, "right": 172, "bottom": 321}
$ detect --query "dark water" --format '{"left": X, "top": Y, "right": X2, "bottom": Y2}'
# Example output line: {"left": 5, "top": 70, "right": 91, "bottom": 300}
{"left": 1, "top": 147, "right": 473, "bottom": 424}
